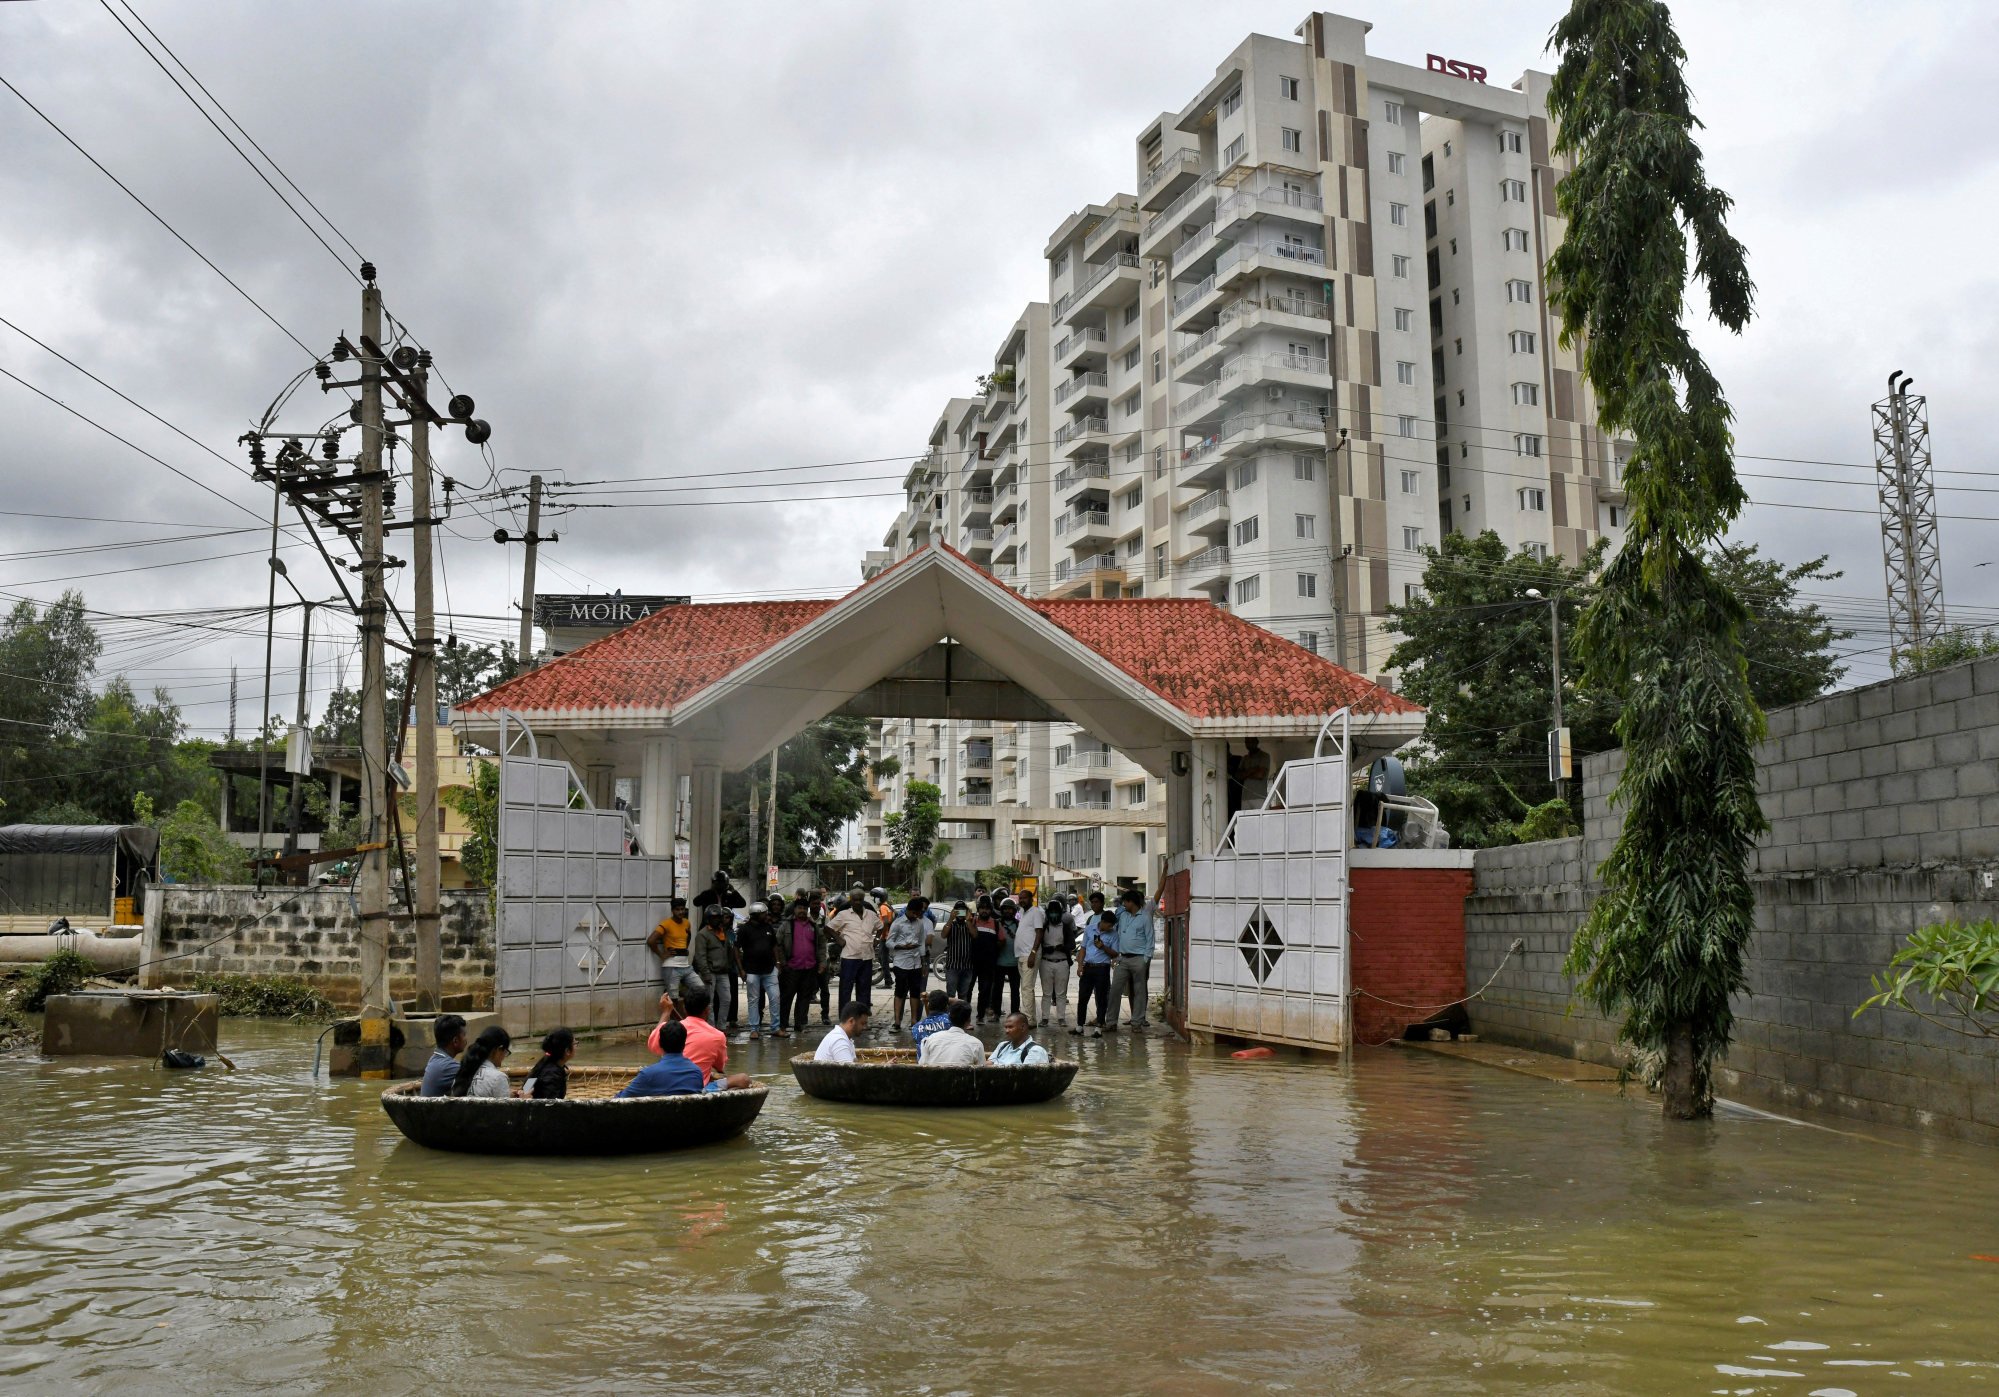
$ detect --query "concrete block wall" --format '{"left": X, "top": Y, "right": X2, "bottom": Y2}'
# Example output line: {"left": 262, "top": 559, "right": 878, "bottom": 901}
{"left": 1466, "top": 655, "right": 1999, "bottom": 1143}
{"left": 140, "top": 885, "right": 495, "bottom": 1010}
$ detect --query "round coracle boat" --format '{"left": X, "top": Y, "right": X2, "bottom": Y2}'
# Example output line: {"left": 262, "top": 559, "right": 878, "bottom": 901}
{"left": 380, "top": 1066, "right": 768, "bottom": 1156}
{"left": 791, "top": 1046, "right": 1079, "bottom": 1107}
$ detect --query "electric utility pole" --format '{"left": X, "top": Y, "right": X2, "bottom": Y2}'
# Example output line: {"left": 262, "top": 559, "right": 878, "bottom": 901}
{"left": 282, "top": 600, "right": 313, "bottom": 857}
{"left": 1873, "top": 371, "right": 1944, "bottom": 668}
{"left": 407, "top": 356, "right": 442, "bottom": 1012}
{"left": 508, "top": 474, "right": 546, "bottom": 664}
{"left": 354, "top": 273, "right": 394, "bottom": 1074}
{"left": 764, "top": 747, "right": 779, "bottom": 894}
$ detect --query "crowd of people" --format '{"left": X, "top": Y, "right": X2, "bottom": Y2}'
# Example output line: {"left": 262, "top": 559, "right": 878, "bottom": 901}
{"left": 647, "top": 871, "right": 1158, "bottom": 1040}
{"left": 411, "top": 873, "right": 1153, "bottom": 1101}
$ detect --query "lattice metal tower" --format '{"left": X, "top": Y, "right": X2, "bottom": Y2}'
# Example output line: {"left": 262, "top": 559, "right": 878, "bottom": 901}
{"left": 1873, "top": 371, "right": 1944, "bottom": 667}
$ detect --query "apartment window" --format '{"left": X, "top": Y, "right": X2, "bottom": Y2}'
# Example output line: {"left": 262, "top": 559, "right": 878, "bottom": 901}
{"left": 1054, "top": 743, "right": 1072, "bottom": 765}
{"left": 1232, "top": 459, "right": 1259, "bottom": 489}
{"left": 1293, "top": 453, "right": 1317, "bottom": 481}
{"left": 1121, "top": 346, "right": 1139, "bottom": 372}
{"left": 1385, "top": 101, "right": 1404, "bottom": 124}
{"left": 1221, "top": 88, "right": 1242, "bottom": 118}
{"left": 1280, "top": 76, "right": 1300, "bottom": 101}
{"left": 1124, "top": 302, "right": 1141, "bottom": 326}
{"left": 1123, "top": 533, "right": 1143, "bottom": 557}
{"left": 1281, "top": 127, "right": 1303, "bottom": 154}
{"left": 1509, "top": 330, "right": 1537, "bottom": 353}
{"left": 1234, "top": 515, "right": 1260, "bottom": 546}
{"left": 1154, "top": 542, "right": 1167, "bottom": 579}
{"left": 1152, "top": 445, "right": 1165, "bottom": 477}
{"left": 1402, "top": 526, "right": 1423, "bottom": 551}
{"left": 1127, "top": 781, "right": 1149, "bottom": 806}
{"left": 1387, "top": 151, "right": 1405, "bottom": 175}
{"left": 1298, "top": 630, "right": 1319, "bottom": 654}
{"left": 1454, "top": 337, "right": 1463, "bottom": 355}
{"left": 1297, "top": 572, "right": 1317, "bottom": 598}
{"left": 1500, "top": 129, "right": 1524, "bottom": 154}
{"left": 1526, "top": 542, "right": 1549, "bottom": 561}
{"left": 1052, "top": 252, "right": 1069, "bottom": 277}
{"left": 1120, "top": 391, "right": 1142, "bottom": 418}
{"left": 1295, "top": 513, "right": 1315, "bottom": 539}
{"left": 1607, "top": 505, "right": 1623, "bottom": 528}
{"left": 1443, "top": 140, "right": 1452, "bottom": 157}
{"left": 1457, "top": 388, "right": 1465, "bottom": 407}
{"left": 1120, "top": 485, "right": 1143, "bottom": 510}
{"left": 1235, "top": 574, "right": 1261, "bottom": 604}
{"left": 1451, "top": 287, "right": 1460, "bottom": 305}
{"left": 1389, "top": 202, "right": 1408, "bottom": 227}
{"left": 1515, "top": 433, "right": 1543, "bottom": 457}
{"left": 1512, "top": 381, "right": 1540, "bottom": 406}
{"left": 1400, "top": 469, "right": 1419, "bottom": 494}
{"left": 1501, "top": 178, "right": 1527, "bottom": 202}
{"left": 1421, "top": 151, "right": 1435, "bottom": 190}
{"left": 1446, "top": 189, "right": 1456, "bottom": 207}
{"left": 1121, "top": 441, "right": 1142, "bottom": 463}
{"left": 1449, "top": 237, "right": 1458, "bottom": 256}
{"left": 1404, "top": 583, "right": 1420, "bottom": 604}
{"left": 1392, "top": 254, "right": 1410, "bottom": 278}
{"left": 1518, "top": 486, "right": 1547, "bottom": 511}
{"left": 1462, "top": 493, "right": 1472, "bottom": 512}
{"left": 1223, "top": 136, "right": 1246, "bottom": 166}
{"left": 1504, "top": 227, "right": 1530, "bottom": 252}
{"left": 1460, "top": 441, "right": 1468, "bottom": 458}
{"left": 1394, "top": 307, "right": 1413, "bottom": 331}
{"left": 1398, "top": 414, "right": 1417, "bottom": 437}
{"left": 1150, "top": 259, "right": 1164, "bottom": 289}
{"left": 1506, "top": 279, "right": 1533, "bottom": 304}
{"left": 1151, "top": 349, "right": 1164, "bottom": 382}
{"left": 1395, "top": 360, "right": 1416, "bottom": 385}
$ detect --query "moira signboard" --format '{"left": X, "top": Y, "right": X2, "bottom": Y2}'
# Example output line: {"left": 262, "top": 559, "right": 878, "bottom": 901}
{"left": 533, "top": 594, "right": 689, "bottom": 629}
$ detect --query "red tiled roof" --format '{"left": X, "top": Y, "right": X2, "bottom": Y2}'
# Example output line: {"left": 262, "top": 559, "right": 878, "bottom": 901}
{"left": 459, "top": 545, "right": 1419, "bottom": 720}
{"left": 1028, "top": 598, "right": 1420, "bottom": 718}
{"left": 458, "top": 599, "right": 836, "bottom": 714}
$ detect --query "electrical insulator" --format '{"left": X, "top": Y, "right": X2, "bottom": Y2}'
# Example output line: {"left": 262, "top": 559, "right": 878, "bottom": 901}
{"left": 322, "top": 434, "right": 339, "bottom": 461}
{"left": 331, "top": 341, "right": 349, "bottom": 362}
{"left": 417, "top": 349, "right": 432, "bottom": 370}
{"left": 248, "top": 438, "right": 266, "bottom": 467}
{"left": 314, "top": 362, "right": 331, "bottom": 383}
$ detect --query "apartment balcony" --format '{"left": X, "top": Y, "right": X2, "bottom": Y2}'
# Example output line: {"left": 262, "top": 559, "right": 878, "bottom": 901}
{"left": 991, "top": 480, "right": 1019, "bottom": 523}
{"left": 1169, "top": 222, "right": 1221, "bottom": 278}
{"left": 1178, "top": 433, "right": 1227, "bottom": 490}
{"left": 1060, "top": 252, "right": 1142, "bottom": 320}
{"left": 1056, "top": 796, "right": 1114, "bottom": 812}
{"left": 1172, "top": 324, "right": 1223, "bottom": 373}
{"left": 1216, "top": 351, "right": 1333, "bottom": 404}
{"left": 1053, "top": 459, "right": 1110, "bottom": 496}
{"left": 991, "top": 521, "right": 1018, "bottom": 561}
{"left": 960, "top": 486, "right": 994, "bottom": 523}
{"left": 1054, "top": 371, "right": 1110, "bottom": 412}
{"left": 1083, "top": 208, "right": 1139, "bottom": 261}
{"left": 1054, "top": 325, "right": 1110, "bottom": 373}
{"left": 1215, "top": 238, "right": 1328, "bottom": 293}
{"left": 991, "top": 449, "right": 1020, "bottom": 490}
{"left": 1182, "top": 542, "right": 1230, "bottom": 580}
{"left": 1170, "top": 272, "right": 1227, "bottom": 332}
{"left": 1216, "top": 292, "right": 1337, "bottom": 346}
{"left": 1175, "top": 375, "right": 1227, "bottom": 428}
{"left": 961, "top": 526, "right": 995, "bottom": 558}
{"left": 1183, "top": 487, "right": 1231, "bottom": 538}
{"left": 1054, "top": 508, "right": 1113, "bottom": 545}
{"left": 992, "top": 562, "right": 1018, "bottom": 584}
{"left": 959, "top": 790, "right": 995, "bottom": 807}
{"left": 1220, "top": 405, "right": 1330, "bottom": 458}
{"left": 1139, "top": 173, "right": 1220, "bottom": 253}
{"left": 1069, "top": 749, "right": 1112, "bottom": 771}
{"left": 1216, "top": 180, "right": 1325, "bottom": 238}
{"left": 981, "top": 386, "right": 1015, "bottom": 422}
{"left": 1054, "top": 552, "right": 1122, "bottom": 584}
{"left": 1138, "top": 147, "right": 1206, "bottom": 210}
{"left": 988, "top": 411, "right": 1019, "bottom": 451}
{"left": 1054, "top": 416, "right": 1108, "bottom": 458}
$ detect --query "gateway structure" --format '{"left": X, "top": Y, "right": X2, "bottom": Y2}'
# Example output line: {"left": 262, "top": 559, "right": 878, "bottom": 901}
{"left": 865, "top": 8, "right": 1629, "bottom": 887}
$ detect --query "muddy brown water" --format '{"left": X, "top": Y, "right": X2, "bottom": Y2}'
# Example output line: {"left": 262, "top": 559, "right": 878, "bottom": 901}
{"left": 1, "top": 1020, "right": 1995, "bottom": 1394}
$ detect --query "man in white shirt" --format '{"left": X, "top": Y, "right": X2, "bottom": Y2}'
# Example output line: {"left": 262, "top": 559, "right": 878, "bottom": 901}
{"left": 989, "top": 1011, "right": 1051, "bottom": 1066}
{"left": 827, "top": 887, "right": 880, "bottom": 1018}
{"left": 813, "top": 1002, "right": 870, "bottom": 1063}
{"left": 916, "top": 999, "right": 985, "bottom": 1066}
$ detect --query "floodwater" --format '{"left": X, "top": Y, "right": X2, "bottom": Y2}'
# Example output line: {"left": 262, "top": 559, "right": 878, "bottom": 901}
{"left": 1, "top": 1023, "right": 1994, "bottom": 1395}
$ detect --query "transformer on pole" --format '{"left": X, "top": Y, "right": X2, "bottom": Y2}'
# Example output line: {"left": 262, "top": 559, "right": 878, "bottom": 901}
{"left": 1872, "top": 371, "right": 1944, "bottom": 668}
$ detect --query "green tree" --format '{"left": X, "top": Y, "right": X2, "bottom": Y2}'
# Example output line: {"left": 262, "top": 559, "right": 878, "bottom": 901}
{"left": 718, "top": 715, "right": 872, "bottom": 873}
{"left": 1711, "top": 544, "right": 1848, "bottom": 704}
{"left": 313, "top": 641, "right": 519, "bottom": 746}
{"left": 1547, "top": 0, "right": 1762, "bottom": 1118}
{"left": 442, "top": 757, "right": 499, "bottom": 892}
{"left": 1859, "top": 918, "right": 1999, "bottom": 1040}
{"left": 883, "top": 780, "right": 951, "bottom": 894}
{"left": 1894, "top": 624, "right": 1999, "bottom": 677}
{"left": 157, "top": 798, "right": 249, "bottom": 883}
{"left": 0, "top": 591, "right": 101, "bottom": 801}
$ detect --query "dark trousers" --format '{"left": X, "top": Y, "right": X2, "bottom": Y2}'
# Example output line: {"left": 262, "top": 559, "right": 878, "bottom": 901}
{"left": 818, "top": 963, "right": 832, "bottom": 1019}
{"left": 717, "top": 972, "right": 739, "bottom": 1028}
{"left": 975, "top": 964, "right": 1002, "bottom": 1021}
{"left": 839, "top": 958, "right": 873, "bottom": 1014}
{"left": 1077, "top": 963, "right": 1112, "bottom": 1026}
{"left": 780, "top": 968, "right": 820, "bottom": 1031}
{"left": 1000, "top": 965, "right": 1022, "bottom": 1014}
{"left": 946, "top": 965, "right": 977, "bottom": 1004}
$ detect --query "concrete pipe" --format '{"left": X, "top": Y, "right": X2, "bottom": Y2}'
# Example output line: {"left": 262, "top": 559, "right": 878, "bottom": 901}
{"left": 0, "top": 932, "right": 144, "bottom": 973}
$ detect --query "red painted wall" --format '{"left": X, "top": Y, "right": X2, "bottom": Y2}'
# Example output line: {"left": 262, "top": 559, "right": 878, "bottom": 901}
{"left": 1348, "top": 867, "right": 1472, "bottom": 1047}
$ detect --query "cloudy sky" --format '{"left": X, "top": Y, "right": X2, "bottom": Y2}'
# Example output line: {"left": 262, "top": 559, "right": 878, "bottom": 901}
{"left": 3, "top": 0, "right": 1996, "bottom": 737}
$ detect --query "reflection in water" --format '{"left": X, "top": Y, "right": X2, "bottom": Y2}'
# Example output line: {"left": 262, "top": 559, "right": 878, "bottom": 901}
{"left": 2, "top": 1023, "right": 1996, "bottom": 1393}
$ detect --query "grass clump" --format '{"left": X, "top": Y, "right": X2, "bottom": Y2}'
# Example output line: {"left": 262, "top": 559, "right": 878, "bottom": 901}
{"left": 9, "top": 949, "right": 94, "bottom": 1012}
{"left": 186, "top": 972, "right": 336, "bottom": 1021}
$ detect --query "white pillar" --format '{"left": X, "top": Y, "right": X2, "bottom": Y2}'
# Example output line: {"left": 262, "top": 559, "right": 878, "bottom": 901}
{"left": 584, "top": 763, "right": 614, "bottom": 810}
{"left": 688, "top": 766, "right": 723, "bottom": 889}
{"left": 638, "top": 738, "right": 678, "bottom": 861}
{"left": 1192, "top": 737, "right": 1229, "bottom": 856}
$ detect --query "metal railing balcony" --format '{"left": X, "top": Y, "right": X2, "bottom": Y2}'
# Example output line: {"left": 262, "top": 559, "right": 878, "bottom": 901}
{"left": 1053, "top": 326, "right": 1109, "bottom": 361}
{"left": 1053, "top": 460, "right": 1109, "bottom": 491}
{"left": 1138, "top": 147, "right": 1205, "bottom": 206}
{"left": 960, "top": 792, "right": 994, "bottom": 806}
{"left": 1187, "top": 487, "right": 1229, "bottom": 517}
{"left": 963, "top": 526, "right": 994, "bottom": 543}
{"left": 1217, "top": 184, "right": 1325, "bottom": 226}
{"left": 1169, "top": 223, "right": 1217, "bottom": 275}
{"left": 1071, "top": 750, "right": 1112, "bottom": 770}
{"left": 1181, "top": 435, "right": 1222, "bottom": 468}
{"left": 963, "top": 486, "right": 994, "bottom": 505}
{"left": 964, "top": 754, "right": 994, "bottom": 770}
{"left": 1142, "top": 171, "right": 1219, "bottom": 237}
{"left": 1059, "top": 797, "right": 1114, "bottom": 812}
{"left": 1185, "top": 543, "right": 1231, "bottom": 573}
{"left": 1173, "top": 326, "right": 1220, "bottom": 367}
{"left": 1217, "top": 239, "right": 1327, "bottom": 279}
{"left": 1054, "top": 371, "right": 1109, "bottom": 405}
{"left": 1055, "top": 552, "right": 1121, "bottom": 581}
{"left": 1055, "top": 509, "right": 1111, "bottom": 536}
{"left": 1072, "top": 252, "right": 1140, "bottom": 301}
{"left": 1172, "top": 274, "right": 1218, "bottom": 316}
{"left": 1053, "top": 416, "right": 1107, "bottom": 447}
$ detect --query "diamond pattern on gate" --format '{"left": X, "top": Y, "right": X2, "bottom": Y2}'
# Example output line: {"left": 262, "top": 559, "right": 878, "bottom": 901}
{"left": 1236, "top": 906, "right": 1284, "bottom": 984}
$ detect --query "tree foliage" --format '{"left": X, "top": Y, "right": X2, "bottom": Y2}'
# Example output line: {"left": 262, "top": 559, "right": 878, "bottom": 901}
{"left": 442, "top": 758, "right": 500, "bottom": 892}
{"left": 1387, "top": 534, "right": 1847, "bottom": 848}
{"left": 315, "top": 640, "right": 520, "bottom": 745}
{"left": 1859, "top": 918, "right": 1999, "bottom": 1039}
{"left": 1894, "top": 625, "right": 1999, "bottom": 677}
{"left": 883, "top": 780, "right": 951, "bottom": 891}
{"left": 1546, "top": 0, "right": 1762, "bottom": 1118}
{"left": 158, "top": 798, "right": 250, "bottom": 883}
{"left": 718, "top": 715, "right": 873, "bottom": 873}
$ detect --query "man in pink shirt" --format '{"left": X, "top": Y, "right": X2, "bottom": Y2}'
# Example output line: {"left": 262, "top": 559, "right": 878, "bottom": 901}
{"left": 650, "top": 982, "right": 729, "bottom": 1084}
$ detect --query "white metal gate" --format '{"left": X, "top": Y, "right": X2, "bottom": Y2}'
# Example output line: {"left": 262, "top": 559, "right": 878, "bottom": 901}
{"left": 493, "top": 715, "right": 674, "bottom": 1033}
{"left": 1184, "top": 714, "right": 1350, "bottom": 1050}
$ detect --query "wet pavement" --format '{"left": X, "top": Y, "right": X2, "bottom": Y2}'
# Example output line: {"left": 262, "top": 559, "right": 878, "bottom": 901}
{"left": 2, "top": 1018, "right": 1995, "bottom": 1394}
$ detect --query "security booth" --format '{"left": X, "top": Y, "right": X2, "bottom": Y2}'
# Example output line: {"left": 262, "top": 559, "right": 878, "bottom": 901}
{"left": 0, "top": 824, "right": 159, "bottom": 931}
{"left": 456, "top": 545, "right": 1424, "bottom": 1048}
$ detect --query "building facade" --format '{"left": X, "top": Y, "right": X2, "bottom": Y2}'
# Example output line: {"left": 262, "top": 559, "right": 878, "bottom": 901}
{"left": 864, "top": 10, "right": 1627, "bottom": 890}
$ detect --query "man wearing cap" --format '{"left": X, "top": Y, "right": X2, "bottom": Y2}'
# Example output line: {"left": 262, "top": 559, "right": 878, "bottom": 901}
{"left": 828, "top": 885, "right": 880, "bottom": 1017}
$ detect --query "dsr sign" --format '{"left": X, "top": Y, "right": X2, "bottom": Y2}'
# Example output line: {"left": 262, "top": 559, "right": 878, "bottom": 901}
{"left": 1426, "top": 53, "right": 1488, "bottom": 83}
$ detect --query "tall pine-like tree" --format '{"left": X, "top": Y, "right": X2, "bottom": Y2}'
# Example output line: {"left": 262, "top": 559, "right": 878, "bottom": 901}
{"left": 1546, "top": 0, "right": 1760, "bottom": 1118}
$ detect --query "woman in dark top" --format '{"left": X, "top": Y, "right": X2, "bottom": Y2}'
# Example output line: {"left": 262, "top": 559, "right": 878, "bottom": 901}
{"left": 521, "top": 1027, "right": 576, "bottom": 1100}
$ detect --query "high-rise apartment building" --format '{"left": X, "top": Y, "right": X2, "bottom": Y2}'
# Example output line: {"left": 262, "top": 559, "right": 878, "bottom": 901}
{"left": 863, "top": 10, "right": 1627, "bottom": 890}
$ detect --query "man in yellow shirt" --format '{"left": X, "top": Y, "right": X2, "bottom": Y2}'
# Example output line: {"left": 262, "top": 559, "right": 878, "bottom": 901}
{"left": 648, "top": 897, "right": 693, "bottom": 1000}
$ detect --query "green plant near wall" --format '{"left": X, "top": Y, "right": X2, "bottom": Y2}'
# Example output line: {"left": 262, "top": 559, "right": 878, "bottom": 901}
{"left": 10, "top": 949, "right": 93, "bottom": 1012}
{"left": 187, "top": 972, "right": 336, "bottom": 1021}
{"left": 1858, "top": 918, "right": 1999, "bottom": 1039}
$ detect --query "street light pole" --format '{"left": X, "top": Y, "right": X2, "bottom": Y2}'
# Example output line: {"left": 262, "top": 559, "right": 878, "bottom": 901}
{"left": 1527, "top": 587, "right": 1568, "bottom": 796}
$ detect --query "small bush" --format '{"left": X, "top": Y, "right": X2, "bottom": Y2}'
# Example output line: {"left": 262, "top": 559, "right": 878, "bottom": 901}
{"left": 11, "top": 950, "right": 94, "bottom": 1012}
{"left": 187, "top": 972, "right": 335, "bottom": 1021}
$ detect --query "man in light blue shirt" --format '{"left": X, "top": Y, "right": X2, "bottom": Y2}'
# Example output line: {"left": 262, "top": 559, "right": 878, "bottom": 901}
{"left": 1106, "top": 889, "right": 1155, "bottom": 1033}
{"left": 989, "top": 1012, "right": 1051, "bottom": 1065}
{"left": 1076, "top": 909, "right": 1117, "bottom": 1037}
{"left": 418, "top": 1014, "right": 467, "bottom": 1095}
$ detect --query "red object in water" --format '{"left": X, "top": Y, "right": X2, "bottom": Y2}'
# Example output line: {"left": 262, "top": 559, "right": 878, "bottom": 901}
{"left": 1231, "top": 1047, "right": 1276, "bottom": 1060}
{"left": 1972, "top": 1254, "right": 1999, "bottom": 1263}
